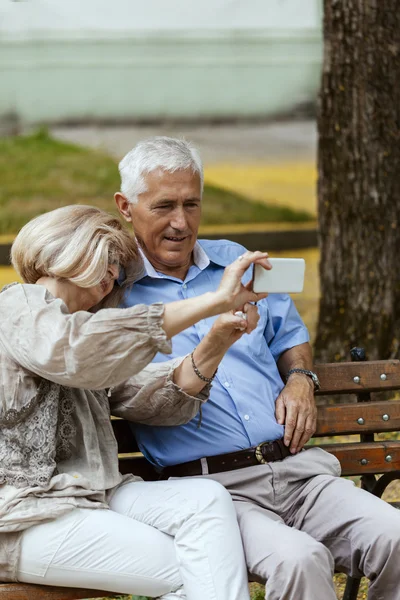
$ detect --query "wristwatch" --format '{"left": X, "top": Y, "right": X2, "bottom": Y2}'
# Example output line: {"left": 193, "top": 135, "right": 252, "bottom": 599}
{"left": 286, "top": 368, "right": 320, "bottom": 391}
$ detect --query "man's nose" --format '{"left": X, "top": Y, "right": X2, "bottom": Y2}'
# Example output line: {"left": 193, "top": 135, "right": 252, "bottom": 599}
{"left": 170, "top": 208, "right": 188, "bottom": 231}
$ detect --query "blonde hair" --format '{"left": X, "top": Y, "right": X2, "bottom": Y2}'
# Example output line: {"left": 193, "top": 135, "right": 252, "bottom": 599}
{"left": 11, "top": 205, "right": 140, "bottom": 308}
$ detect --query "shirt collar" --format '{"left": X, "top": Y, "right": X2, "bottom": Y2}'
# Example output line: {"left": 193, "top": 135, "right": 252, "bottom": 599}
{"left": 192, "top": 242, "right": 210, "bottom": 270}
{"left": 130, "top": 240, "right": 232, "bottom": 283}
{"left": 198, "top": 240, "right": 234, "bottom": 267}
{"left": 118, "top": 241, "right": 234, "bottom": 285}
{"left": 139, "top": 248, "right": 164, "bottom": 279}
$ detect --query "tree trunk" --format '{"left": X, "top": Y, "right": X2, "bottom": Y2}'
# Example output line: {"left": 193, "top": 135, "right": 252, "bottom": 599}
{"left": 315, "top": 0, "right": 400, "bottom": 363}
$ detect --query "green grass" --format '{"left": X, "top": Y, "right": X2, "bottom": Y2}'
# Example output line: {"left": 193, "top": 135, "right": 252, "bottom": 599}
{"left": 0, "top": 129, "right": 313, "bottom": 235}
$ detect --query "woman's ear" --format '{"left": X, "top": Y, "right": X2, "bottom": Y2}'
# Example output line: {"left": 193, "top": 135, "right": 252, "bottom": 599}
{"left": 114, "top": 192, "right": 132, "bottom": 222}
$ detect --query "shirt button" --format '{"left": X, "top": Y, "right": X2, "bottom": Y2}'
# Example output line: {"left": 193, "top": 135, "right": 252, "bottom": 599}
{"left": 224, "top": 382, "right": 230, "bottom": 388}
{"left": 244, "top": 414, "right": 250, "bottom": 421}
{"left": 182, "top": 284, "right": 187, "bottom": 289}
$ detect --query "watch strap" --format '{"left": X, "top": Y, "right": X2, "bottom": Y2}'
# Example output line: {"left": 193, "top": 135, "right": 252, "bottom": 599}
{"left": 286, "top": 368, "right": 320, "bottom": 391}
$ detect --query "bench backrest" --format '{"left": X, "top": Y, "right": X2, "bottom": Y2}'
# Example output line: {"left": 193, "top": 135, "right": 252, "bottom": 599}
{"left": 314, "top": 360, "right": 400, "bottom": 477}
{"left": 113, "top": 358, "right": 400, "bottom": 481}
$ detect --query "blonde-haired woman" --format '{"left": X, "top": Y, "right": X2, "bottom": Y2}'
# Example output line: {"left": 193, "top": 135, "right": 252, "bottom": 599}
{"left": 0, "top": 205, "right": 269, "bottom": 600}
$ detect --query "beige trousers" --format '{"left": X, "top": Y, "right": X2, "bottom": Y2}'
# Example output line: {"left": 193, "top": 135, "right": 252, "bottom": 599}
{"left": 172, "top": 447, "right": 400, "bottom": 600}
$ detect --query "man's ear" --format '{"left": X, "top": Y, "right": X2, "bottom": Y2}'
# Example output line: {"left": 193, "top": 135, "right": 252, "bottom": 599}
{"left": 115, "top": 192, "right": 132, "bottom": 222}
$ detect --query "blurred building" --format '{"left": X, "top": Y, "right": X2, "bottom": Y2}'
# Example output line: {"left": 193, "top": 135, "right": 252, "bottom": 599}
{"left": 0, "top": 0, "right": 323, "bottom": 125}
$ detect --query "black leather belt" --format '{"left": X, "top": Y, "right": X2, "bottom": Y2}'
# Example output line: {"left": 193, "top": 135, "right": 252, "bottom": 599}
{"left": 159, "top": 438, "right": 291, "bottom": 478}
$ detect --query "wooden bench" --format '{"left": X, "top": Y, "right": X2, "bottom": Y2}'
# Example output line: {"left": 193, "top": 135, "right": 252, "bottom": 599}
{"left": 2, "top": 349, "right": 400, "bottom": 600}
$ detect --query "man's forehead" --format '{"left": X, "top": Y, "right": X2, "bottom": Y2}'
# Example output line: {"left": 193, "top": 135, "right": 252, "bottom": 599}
{"left": 140, "top": 168, "right": 202, "bottom": 200}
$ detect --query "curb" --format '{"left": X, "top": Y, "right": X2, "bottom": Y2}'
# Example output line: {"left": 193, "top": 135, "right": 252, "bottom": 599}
{"left": 0, "top": 245, "right": 11, "bottom": 266}
{"left": 200, "top": 227, "right": 317, "bottom": 252}
{"left": 0, "top": 227, "right": 317, "bottom": 266}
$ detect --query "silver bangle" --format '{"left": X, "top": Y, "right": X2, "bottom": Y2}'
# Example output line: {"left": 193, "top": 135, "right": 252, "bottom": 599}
{"left": 190, "top": 350, "right": 218, "bottom": 383}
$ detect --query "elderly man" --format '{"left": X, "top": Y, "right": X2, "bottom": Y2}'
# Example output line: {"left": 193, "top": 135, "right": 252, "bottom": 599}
{"left": 115, "top": 137, "right": 400, "bottom": 600}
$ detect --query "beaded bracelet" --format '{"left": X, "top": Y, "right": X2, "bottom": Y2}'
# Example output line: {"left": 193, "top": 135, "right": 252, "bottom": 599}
{"left": 190, "top": 350, "right": 218, "bottom": 383}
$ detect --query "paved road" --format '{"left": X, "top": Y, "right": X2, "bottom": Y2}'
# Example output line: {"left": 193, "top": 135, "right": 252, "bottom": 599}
{"left": 51, "top": 120, "right": 317, "bottom": 164}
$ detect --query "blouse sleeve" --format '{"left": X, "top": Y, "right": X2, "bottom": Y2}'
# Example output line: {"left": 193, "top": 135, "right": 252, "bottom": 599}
{"left": 0, "top": 283, "right": 172, "bottom": 389}
{"left": 109, "top": 357, "right": 211, "bottom": 426}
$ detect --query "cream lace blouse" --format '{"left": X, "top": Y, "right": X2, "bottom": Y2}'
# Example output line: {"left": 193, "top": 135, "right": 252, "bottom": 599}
{"left": 0, "top": 283, "right": 209, "bottom": 581}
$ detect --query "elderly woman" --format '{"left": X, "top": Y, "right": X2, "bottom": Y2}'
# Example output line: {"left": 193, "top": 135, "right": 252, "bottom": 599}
{"left": 0, "top": 205, "right": 269, "bottom": 600}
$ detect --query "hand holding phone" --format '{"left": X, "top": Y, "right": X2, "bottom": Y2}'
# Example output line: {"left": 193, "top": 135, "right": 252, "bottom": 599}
{"left": 253, "top": 258, "right": 305, "bottom": 293}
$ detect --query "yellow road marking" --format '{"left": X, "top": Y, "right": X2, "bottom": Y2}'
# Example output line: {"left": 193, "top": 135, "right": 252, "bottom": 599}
{"left": 204, "top": 161, "right": 317, "bottom": 216}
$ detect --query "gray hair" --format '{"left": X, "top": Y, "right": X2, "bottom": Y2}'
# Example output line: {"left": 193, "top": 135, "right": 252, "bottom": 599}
{"left": 118, "top": 136, "right": 204, "bottom": 204}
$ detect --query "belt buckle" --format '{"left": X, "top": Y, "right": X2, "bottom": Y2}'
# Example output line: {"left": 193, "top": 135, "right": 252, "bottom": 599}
{"left": 255, "top": 441, "right": 269, "bottom": 464}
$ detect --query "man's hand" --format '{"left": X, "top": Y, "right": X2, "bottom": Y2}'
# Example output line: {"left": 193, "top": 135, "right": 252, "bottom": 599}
{"left": 275, "top": 373, "right": 317, "bottom": 454}
{"left": 210, "top": 303, "right": 260, "bottom": 348}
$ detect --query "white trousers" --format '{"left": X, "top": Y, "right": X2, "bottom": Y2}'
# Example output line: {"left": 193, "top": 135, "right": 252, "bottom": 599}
{"left": 17, "top": 478, "right": 250, "bottom": 600}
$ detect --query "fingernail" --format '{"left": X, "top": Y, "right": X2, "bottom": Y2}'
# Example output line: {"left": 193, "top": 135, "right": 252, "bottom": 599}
{"left": 290, "top": 448, "right": 297, "bottom": 454}
{"left": 284, "top": 439, "right": 289, "bottom": 446}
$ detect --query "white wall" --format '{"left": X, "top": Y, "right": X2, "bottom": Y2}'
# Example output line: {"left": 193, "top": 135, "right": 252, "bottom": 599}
{"left": 1, "top": 0, "right": 321, "bottom": 36}
{"left": 0, "top": 0, "right": 323, "bottom": 123}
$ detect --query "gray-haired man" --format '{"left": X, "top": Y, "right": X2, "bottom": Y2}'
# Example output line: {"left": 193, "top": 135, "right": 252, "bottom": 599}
{"left": 115, "top": 136, "right": 400, "bottom": 600}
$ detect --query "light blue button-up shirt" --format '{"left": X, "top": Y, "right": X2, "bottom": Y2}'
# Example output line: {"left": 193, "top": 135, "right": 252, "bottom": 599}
{"left": 122, "top": 239, "right": 310, "bottom": 467}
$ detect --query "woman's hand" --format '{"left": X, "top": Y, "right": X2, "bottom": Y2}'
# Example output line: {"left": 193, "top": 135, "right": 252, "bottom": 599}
{"left": 216, "top": 251, "right": 271, "bottom": 312}
{"left": 209, "top": 303, "right": 260, "bottom": 349}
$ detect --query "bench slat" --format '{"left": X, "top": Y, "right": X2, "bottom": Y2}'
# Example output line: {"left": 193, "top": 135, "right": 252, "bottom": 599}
{"left": 314, "top": 360, "right": 400, "bottom": 394}
{"left": 316, "top": 441, "right": 400, "bottom": 476}
{"left": 315, "top": 400, "right": 400, "bottom": 436}
{"left": 0, "top": 584, "right": 114, "bottom": 600}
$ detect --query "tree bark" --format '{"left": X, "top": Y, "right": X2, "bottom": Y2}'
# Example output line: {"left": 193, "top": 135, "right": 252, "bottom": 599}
{"left": 315, "top": 0, "right": 400, "bottom": 362}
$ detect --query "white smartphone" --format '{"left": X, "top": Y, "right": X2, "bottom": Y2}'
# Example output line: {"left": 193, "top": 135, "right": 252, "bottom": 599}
{"left": 253, "top": 258, "right": 305, "bottom": 293}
